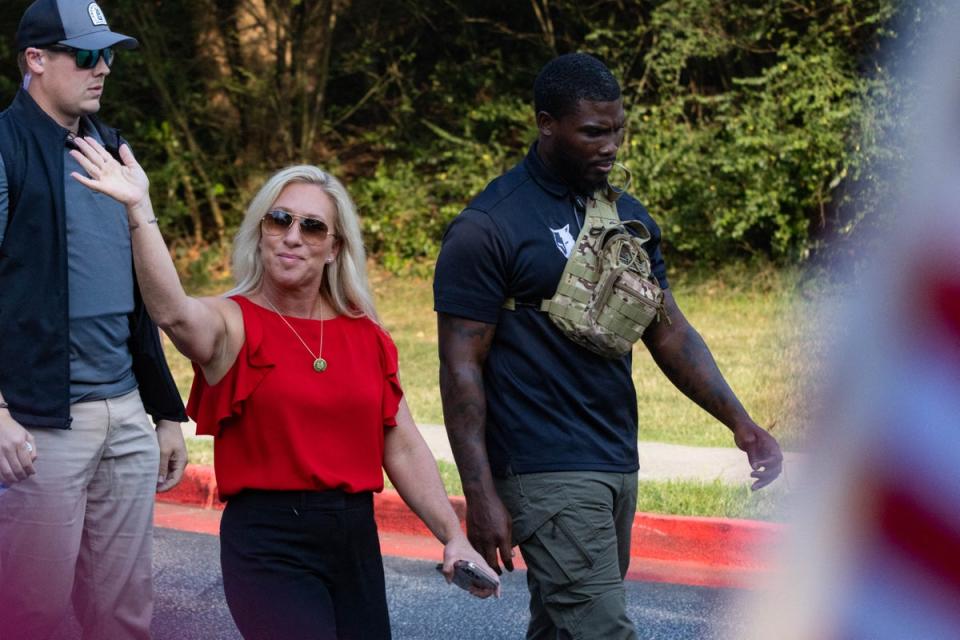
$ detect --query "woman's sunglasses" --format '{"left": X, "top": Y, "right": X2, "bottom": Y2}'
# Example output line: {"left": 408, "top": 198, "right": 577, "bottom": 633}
{"left": 45, "top": 45, "right": 115, "bottom": 69}
{"left": 261, "top": 210, "right": 336, "bottom": 245}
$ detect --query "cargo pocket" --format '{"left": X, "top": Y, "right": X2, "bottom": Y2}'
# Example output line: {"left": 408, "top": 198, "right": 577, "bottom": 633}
{"left": 536, "top": 506, "right": 599, "bottom": 586}
{"left": 497, "top": 472, "right": 618, "bottom": 601}
{"left": 530, "top": 508, "right": 618, "bottom": 605}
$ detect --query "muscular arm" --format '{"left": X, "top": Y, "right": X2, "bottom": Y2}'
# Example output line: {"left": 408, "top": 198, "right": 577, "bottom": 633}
{"left": 437, "top": 313, "right": 514, "bottom": 573}
{"left": 641, "top": 290, "right": 783, "bottom": 489}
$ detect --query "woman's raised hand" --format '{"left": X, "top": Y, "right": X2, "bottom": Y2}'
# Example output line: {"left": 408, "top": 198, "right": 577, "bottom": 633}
{"left": 69, "top": 137, "right": 149, "bottom": 209}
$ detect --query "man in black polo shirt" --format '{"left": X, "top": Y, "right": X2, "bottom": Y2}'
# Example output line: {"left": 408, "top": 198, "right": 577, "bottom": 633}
{"left": 434, "top": 53, "right": 783, "bottom": 639}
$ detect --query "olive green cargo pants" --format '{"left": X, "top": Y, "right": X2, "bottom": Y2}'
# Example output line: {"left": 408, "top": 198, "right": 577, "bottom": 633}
{"left": 495, "top": 470, "right": 638, "bottom": 640}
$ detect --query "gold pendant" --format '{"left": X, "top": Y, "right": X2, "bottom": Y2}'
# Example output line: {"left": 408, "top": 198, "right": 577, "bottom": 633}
{"left": 313, "top": 357, "right": 327, "bottom": 372}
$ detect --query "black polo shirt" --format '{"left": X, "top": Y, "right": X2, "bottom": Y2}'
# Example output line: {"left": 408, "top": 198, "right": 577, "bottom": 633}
{"left": 434, "top": 144, "right": 669, "bottom": 476}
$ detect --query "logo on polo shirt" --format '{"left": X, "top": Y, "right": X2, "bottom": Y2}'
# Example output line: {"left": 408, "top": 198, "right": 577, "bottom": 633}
{"left": 550, "top": 224, "right": 575, "bottom": 258}
{"left": 88, "top": 3, "right": 108, "bottom": 26}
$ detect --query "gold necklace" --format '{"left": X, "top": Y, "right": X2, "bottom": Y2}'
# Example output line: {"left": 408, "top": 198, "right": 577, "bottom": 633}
{"left": 262, "top": 294, "right": 327, "bottom": 372}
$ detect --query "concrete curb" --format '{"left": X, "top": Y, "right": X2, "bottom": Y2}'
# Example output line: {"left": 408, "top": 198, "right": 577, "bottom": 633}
{"left": 157, "top": 465, "right": 783, "bottom": 588}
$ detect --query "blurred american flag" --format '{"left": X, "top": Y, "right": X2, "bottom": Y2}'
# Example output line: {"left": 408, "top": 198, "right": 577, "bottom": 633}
{"left": 736, "top": 5, "right": 960, "bottom": 639}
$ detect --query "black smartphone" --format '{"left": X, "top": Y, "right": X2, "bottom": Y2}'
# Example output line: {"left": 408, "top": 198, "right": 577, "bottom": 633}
{"left": 436, "top": 560, "right": 499, "bottom": 592}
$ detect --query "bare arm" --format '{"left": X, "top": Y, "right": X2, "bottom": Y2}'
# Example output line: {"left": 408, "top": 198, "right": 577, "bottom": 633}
{"left": 384, "top": 399, "right": 464, "bottom": 543}
{"left": 383, "top": 398, "right": 499, "bottom": 598}
{"left": 641, "top": 290, "right": 783, "bottom": 489}
{"left": 437, "top": 313, "right": 514, "bottom": 573}
{"left": 69, "top": 137, "right": 241, "bottom": 379}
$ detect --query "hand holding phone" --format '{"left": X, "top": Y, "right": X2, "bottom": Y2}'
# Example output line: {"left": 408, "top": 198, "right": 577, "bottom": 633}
{"left": 437, "top": 560, "right": 500, "bottom": 597}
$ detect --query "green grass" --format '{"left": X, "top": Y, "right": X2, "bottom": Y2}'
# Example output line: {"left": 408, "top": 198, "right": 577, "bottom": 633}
{"left": 631, "top": 265, "right": 819, "bottom": 450}
{"left": 185, "top": 437, "right": 214, "bottom": 465}
{"left": 385, "top": 462, "right": 788, "bottom": 521}
{"left": 369, "top": 269, "right": 444, "bottom": 427}
{"left": 634, "top": 478, "right": 787, "bottom": 521}
{"left": 372, "top": 263, "right": 818, "bottom": 451}
{"left": 164, "top": 339, "right": 195, "bottom": 401}
{"left": 172, "top": 263, "right": 819, "bottom": 449}
{"left": 183, "top": 442, "right": 785, "bottom": 520}
{"left": 176, "top": 262, "right": 815, "bottom": 520}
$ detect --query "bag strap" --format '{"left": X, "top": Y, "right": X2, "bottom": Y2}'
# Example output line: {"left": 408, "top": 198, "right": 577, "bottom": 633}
{"left": 504, "top": 165, "right": 635, "bottom": 312}
{"left": 536, "top": 168, "right": 631, "bottom": 314}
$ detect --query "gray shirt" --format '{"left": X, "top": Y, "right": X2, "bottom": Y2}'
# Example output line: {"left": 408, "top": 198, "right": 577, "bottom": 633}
{"left": 0, "top": 127, "right": 138, "bottom": 404}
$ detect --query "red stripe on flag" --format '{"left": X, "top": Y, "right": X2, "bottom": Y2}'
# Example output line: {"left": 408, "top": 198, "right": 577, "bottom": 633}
{"left": 931, "top": 278, "right": 960, "bottom": 342}
{"left": 875, "top": 484, "right": 960, "bottom": 597}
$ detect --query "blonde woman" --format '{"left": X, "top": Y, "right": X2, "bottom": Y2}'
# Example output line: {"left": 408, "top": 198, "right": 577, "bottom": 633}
{"left": 69, "top": 138, "right": 498, "bottom": 639}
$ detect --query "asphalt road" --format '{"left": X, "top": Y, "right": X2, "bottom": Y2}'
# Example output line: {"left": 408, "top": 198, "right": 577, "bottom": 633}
{"left": 51, "top": 528, "right": 747, "bottom": 639}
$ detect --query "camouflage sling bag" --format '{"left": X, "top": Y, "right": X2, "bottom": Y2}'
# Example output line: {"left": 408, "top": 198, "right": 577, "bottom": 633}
{"left": 538, "top": 168, "right": 668, "bottom": 358}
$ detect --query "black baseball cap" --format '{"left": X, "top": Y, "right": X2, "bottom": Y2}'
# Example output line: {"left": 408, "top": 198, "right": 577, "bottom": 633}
{"left": 15, "top": 0, "right": 138, "bottom": 51}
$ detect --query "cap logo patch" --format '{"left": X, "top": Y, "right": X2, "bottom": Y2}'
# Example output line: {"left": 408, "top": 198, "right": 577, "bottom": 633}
{"left": 88, "top": 3, "right": 108, "bottom": 26}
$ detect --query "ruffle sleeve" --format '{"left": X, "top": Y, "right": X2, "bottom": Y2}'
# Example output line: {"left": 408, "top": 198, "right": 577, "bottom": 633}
{"left": 376, "top": 325, "right": 404, "bottom": 428}
{"left": 186, "top": 297, "right": 275, "bottom": 437}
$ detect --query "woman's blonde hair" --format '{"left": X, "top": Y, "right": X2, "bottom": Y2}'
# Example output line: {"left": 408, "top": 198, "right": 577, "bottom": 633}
{"left": 227, "top": 165, "right": 378, "bottom": 323}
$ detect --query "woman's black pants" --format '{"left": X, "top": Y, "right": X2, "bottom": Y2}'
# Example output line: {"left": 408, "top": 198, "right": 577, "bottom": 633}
{"left": 220, "top": 489, "right": 391, "bottom": 640}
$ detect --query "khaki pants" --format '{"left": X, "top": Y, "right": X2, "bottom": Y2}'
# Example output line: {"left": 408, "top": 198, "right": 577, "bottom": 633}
{"left": 0, "top": 390, "right": 159, "bottom": 640}
{"left": 495, "top": 470, "right": 639, "bottom": 640}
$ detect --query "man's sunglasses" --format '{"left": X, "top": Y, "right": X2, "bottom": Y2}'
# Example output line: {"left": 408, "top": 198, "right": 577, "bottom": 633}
{"left": 261, "top": 210, "right": 336, "bottom": 245}
{"left": 45, "top": 45, "right": 115, "bottom": 69}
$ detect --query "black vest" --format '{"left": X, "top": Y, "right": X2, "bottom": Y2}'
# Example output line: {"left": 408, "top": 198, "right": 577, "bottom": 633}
{"left": 0, "top": 89, "right": 186, "bottom": 429}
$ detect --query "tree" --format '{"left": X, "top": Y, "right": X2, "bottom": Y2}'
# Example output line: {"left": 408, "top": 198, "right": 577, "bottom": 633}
{"left": 0, "top": 0, "right": 921, "bottom": 270}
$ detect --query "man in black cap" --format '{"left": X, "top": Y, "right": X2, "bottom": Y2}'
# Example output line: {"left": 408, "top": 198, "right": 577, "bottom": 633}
{"left": 0, "top": 2, "right": 188, "bottom": 638}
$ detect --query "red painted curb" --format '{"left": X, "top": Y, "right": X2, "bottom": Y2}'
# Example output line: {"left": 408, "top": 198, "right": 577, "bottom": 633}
{"left": 157, "top": 464, "right": 783, "bottom": 587}
{"left": 631, "top": 512, "right": 781, "bottom": 568}
{"left": 160, "top": 464, "right": 220, "bottom": 510}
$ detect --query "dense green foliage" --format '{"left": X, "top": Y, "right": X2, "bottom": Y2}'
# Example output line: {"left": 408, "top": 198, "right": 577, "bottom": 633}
{"left": 0, "top": 1, "right": 934, "bottom": 269}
